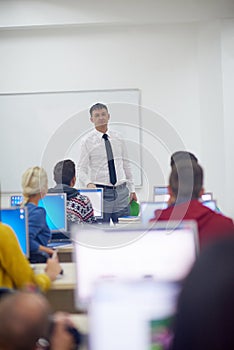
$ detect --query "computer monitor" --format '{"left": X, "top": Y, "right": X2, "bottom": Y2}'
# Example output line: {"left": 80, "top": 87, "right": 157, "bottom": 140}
{"left": 10, "top": 194, "right": 23, "bottom": 207}
{"left": 0, "top": 207, "right": 29, "bottom": 257}
{"left": 201, "top": 192, "right": 213, "bottom": 201}
{"left": 202, "top": 199, "right": 217, "bottom": 212}
{"left": 153, "top": 186, "right": 212, "bottom": 203}
{"left": 89, "top": 279, "right": 180, "bottom": 350}
{"left": 78, "top": 188, "right": 103, "bottom": 219}
{"left": 9, "top": 193, "right": 67, "bottom": 233}
{"left": 0, "top": 192, "right": 22, "bottom": 208}
{"left": 38, "top": 193, "right": 67, "bottom": 233}
{"left": 140, "top": 201, "right": 168, "bottom": 226}
{"left": 153, "top": 186, "right": 170, "bottom": 202}
{"left": 72, "top": 221, "right": 199, "bottom": 310}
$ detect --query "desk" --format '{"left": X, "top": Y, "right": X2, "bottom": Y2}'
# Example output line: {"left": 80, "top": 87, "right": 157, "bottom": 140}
{"left": 57, "top": 244, "right": 74, "bottom": 262}
{"left": 35, "top": 263, "right": 78, "bottom": 313}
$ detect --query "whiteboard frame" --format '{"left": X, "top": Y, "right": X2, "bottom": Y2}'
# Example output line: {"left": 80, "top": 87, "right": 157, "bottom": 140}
{"left": 1, "top": 88, "right": 142, "bottom": 189}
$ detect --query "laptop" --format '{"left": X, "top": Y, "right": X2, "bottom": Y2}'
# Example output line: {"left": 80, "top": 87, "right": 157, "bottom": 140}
{"left": 72, "top": 221, "right": 199, "bottom": 310}
{"left": 202, "top": 199, "right": 218, "bottom": 212}
{"left": 153, "top": 186, "right": 170, "bottom": 202}
{"left": 201, "top": 192, "right": 213, "bottom": 201}
{"left": 38, "top": 193, "right": 70, "bottom": 244}
{"left": 141, "top": 198, "right": 219, "bottom": 226}
{"left": 0, "top": 192, "right": 22, "bottom": 208}
{"left": 153, "top": 186, "right": 213, "bottom": 203}
{"left": 89, "top": 279, "right": 180, "bottom": 350}
{"left": 1, "top": 207, "right": 29, "bottom": 257}
{"left": 78, "top": 188, "right": 103, "bottom": 219}
{"left": 10, "top": 193, "right": 69, "bottom": 245}
{"left": 140, "top": 201, "right": 168, "bottom": 225}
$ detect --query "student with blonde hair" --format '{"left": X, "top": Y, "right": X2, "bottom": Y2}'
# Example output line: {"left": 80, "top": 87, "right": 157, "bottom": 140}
{"left": 21, "top": 166, "right": 54, "bottom": 263}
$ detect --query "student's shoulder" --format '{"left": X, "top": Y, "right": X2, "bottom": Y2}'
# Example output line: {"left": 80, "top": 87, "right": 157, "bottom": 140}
{"left": 0, "top": 223, "right": 22, "bottom": 246}
{"left": 0, "top": 223, "right": 15, "bottom": 237}
{"left": 214, "top": 211, "right": 234, "bottom": 226}
{"left": 73, "top": 193, "right": 91, "bottom": 204}
{"left": 26, "top": 203, "right": 46, "bottom": 217}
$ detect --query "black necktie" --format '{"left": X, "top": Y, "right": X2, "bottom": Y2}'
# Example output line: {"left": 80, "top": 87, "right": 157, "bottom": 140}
{"left": 102, "top": 133, "right": 117, "bottom": 185}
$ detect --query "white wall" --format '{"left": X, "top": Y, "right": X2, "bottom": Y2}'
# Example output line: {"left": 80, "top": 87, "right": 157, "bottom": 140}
{"left": 0, "top": 2, "right": 234, "bottom": 217}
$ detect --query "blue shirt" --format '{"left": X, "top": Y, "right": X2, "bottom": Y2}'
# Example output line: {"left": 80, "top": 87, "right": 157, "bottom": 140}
{"left": 26, "top": 203, "right": 51, "bottom": 253}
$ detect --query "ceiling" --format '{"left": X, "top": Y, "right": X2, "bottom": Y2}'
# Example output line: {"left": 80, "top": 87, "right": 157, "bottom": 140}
{"left": 0, "top": 0, "right": 234, "bottom": 28}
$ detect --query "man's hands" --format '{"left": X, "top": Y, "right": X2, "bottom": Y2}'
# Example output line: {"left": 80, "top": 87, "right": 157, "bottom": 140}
{"left": 129, "top": 192, "right": 137, "bottom": 203}
{"left": 87, "top": 183, "right": 97, "bottom": 189}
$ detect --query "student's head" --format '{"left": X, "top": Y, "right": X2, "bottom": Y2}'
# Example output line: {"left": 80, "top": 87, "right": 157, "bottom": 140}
{"left": 53, "top": 159, "right": 76, "bottom": 186}
{"left": 170, "top": 151, "right": 198, "bottom": 168}
{"left": 172, "top": 235, "right": 234, "bottom": 350}
{"left": 21, "top": 166, "right": 48, "bottom": 202}
{"left": 0, "top": 291, "right": 51, "bottom": 350}
{"left": 89, "top": 103, "right": 110, "bottom": 129}
{"left": 169, "top": 160, "right": 203, "bottom": 202}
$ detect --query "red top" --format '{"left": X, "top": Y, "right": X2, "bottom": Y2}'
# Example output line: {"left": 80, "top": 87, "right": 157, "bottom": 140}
{"left": 150, "top": 200, "right": 234, "bottom": 249}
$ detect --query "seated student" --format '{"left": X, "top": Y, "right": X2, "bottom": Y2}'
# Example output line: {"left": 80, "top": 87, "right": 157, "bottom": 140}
{"left": 171, "top": 235, "right": 234, "bottom": 350}
{"left": 48, "top": 159, "right": 95, "bottom": 228}
{"left": 0, "top": 222, "right": 61, "bottom": 292}
{"left": 150, "top": 160, "right": 234, "bottom": 248}
{"left": 21, "top": 166, "right": 54, "bottom": 263}
{"left": 0, "top": 290, "right": 78, "bottom": 350}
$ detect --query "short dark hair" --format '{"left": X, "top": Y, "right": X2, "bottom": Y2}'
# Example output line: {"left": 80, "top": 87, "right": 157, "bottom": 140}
{"left": 170, "top": 151, "right": 198, "bottom": 168}
{"left": 169, "top": 160, "right": 203, "bottom": 200}
{"left": 53, "top": 159, "right": 75, "bottom": 186}
{"left": 89, "top": 103, "right": 108, "bottom": 116}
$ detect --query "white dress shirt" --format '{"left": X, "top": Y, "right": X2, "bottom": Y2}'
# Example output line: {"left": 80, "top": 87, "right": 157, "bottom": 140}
{"left": 77, "top": 128, "right": 135, "bottom": 193}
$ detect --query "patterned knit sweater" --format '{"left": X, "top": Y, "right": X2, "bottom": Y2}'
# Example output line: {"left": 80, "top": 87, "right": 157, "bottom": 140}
{"left": 48, "top": 184, "right": 96, "bottom": 229}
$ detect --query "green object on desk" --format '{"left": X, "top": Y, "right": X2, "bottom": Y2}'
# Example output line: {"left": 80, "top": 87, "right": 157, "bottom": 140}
{"left": 129, "top": 200, "right": 140, "bottom": 216}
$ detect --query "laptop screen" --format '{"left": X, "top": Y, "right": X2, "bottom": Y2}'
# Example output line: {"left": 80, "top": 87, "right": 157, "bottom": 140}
{"left": 72, "top": 221, "right": 198, "bottom": 310}
{"left": 202, "top": 199, "right": 217, "bottom": 212}
{"left": 89, "top": 279, "right": 180, "bottom": 350}
{"left": 1, "top": 207, "right": 29, "bottom": 257}
{"left": 201, "top": 192, "right": 213, "bottom": 201}
{"left": 10, "top": 194, "right": 23, "bottom": 207}
{"left": 38, "top": 193, "right": 67, "bottom": 233}
{"left": 78, "top": 188, "right": 103, "bottom": 219}
{"left": 10, "top": 193, "right": 67, "bottom": 233}
{"left": 153, "top": 186, "right": 170, "bottom": 202}
{"left": 140, "top": 201, "right": 168, "bottom": 225}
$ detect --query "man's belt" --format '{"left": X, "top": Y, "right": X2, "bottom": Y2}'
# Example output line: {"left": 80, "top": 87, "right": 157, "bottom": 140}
{"left": 95, "top": 182, "right": 127, "bottom": 190}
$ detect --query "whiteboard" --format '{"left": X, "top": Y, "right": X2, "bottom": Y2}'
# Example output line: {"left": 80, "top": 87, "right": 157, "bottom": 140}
{"left": 0, "top": 89, "right": 142, "bottom": 191}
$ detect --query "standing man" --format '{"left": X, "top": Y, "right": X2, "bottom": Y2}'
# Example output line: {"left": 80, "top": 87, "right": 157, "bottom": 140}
{"left": 78, "top": 103, "right": 137, "bottom": 223}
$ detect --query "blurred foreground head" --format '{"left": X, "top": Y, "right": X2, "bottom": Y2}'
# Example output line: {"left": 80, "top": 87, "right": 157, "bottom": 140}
{"left": 0, "top": 291, "right": 50, "bottom": 350}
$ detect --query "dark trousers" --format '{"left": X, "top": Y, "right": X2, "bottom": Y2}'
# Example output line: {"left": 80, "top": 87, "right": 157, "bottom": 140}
{"left": 96, "top": 183, "right": 130, "bottom": 224}
{"left": 29, "top": 252, "right": 48, "bottom": 264}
